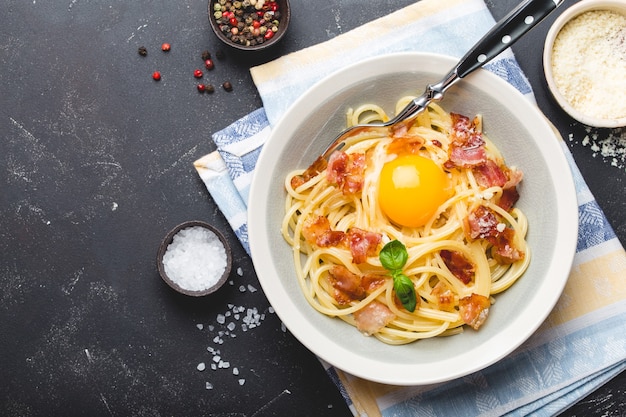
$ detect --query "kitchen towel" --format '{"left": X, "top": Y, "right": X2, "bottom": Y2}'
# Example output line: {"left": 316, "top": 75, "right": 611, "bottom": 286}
{"left": 194, "top": 0, "right": 626, "bottom": 415}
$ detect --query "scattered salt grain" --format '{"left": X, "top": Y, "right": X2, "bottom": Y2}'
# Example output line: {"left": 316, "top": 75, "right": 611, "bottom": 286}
{"left": 237, "top": 267, "right": 243, "bottom": 276}
{"left": 233, "top": 367, "right": 239, "bottom": 375}
{"left": 239, "top": 285, "right": 246, "bottom": 293}
{"left": 205, "top": 382, "right": 214, "bottom": 390}
{"left": 196, "top": 323, "right": 204, "bottom": 330}
{"left": 162, "top": 226, "right": 228, "bottom": 292}
{"left": 197, "top": 362, "right": 206, "bottom": 371}
{"left": 238, "top": 379, "right": 246, "bottom": 386}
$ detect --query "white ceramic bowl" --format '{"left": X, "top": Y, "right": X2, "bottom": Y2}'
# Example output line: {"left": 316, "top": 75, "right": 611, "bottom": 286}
{"left": 249, "top": 52, "right": 578, "bottom": 385}
{"left": 543, "top": 0, "right": 626, "bottom": 128}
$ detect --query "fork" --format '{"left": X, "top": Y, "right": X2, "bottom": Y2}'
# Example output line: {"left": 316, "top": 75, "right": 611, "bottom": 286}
{"left": 319, "top": 0, "right": 564, "bottom": 160}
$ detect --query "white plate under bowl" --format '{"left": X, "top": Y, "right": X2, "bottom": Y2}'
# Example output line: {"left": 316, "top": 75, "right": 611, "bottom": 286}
{"left": 248, "top": 52, "right": 578, "bottom": 385}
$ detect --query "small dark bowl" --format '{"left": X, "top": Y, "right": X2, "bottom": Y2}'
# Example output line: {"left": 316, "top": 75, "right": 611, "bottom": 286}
{"left": 157, "top": 221, "right": 232, "bottom": 296}
{"left": 208, "top": 0, "right": 291, "bottom": 52}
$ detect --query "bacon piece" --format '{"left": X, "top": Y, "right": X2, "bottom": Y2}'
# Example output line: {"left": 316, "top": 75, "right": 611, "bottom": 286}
{"left": 431, "top": 281, "right": 455, "bottom": 312}
{"left": 466, "top": 205, "right": 525, "bottom": 264}
{"left": 290, "top": 156, "right": 327, "bottom": 189}
{"left": 440, "top": 250, "right": 475, "bottom": 284}
{"left": 327, "top": 266, "right": 387, "bottom": 305}
{"left": 467, "top": 205, "right": 499, "bottom": 240}
{"left": 491, "top": 227, "right": 525, "bottom": 264}
{"left": 302, "top": 216, "right": 346, "bottom": 247}
{"left": 498, "top": 187, "right": 520, "bottom": 212}
{"left": 328, "top": 265, "right": 366, "bottom": 305}
{"left": 326, "top": 151, "right": 366, "bottom": 194}
{"left": 458, "top": 293, "right": 490, "bottom": 330}
{"left": 386, "top": 136, "right": 425, "bottom": 156}
{"left": 445, "top": 113, "right": 487, "bottom": 169}
{"left": 347, "top": 227, "right": 382, "bottom": 264}
{"left": 361, "top": 274, "right": 387, "bottom": 293}
{"left": 353, "top": 300, "right": 396, "bottom": 335}
{"left": 504, "top": 167, "right": 523, "bottom": 190}
{"left": 473, "top": 161, "right": 523, "bottom": 212}
{"left": 302, "top": 217, "right": 382, "bottom": 264}
{"left": 473, "top": 159, "right": 508, "bottom": 188}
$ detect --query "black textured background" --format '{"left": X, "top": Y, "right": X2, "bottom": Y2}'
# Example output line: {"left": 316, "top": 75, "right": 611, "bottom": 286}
{"left": 1, "top": 0, "right": 624, "bottom": 416}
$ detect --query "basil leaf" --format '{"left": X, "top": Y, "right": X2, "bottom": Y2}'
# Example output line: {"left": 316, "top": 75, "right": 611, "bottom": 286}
{"left": 393, "top": 273, "right": 417, "bottom": 312}
{"left": 379, "top": 240, "right": 408, "bottom": 271}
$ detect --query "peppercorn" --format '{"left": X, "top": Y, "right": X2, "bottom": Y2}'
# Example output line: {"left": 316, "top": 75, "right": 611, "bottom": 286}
{"left": 193, "top": 69, "right": 203, "bottom": 78}
{"left": 161, "top": 42, "right": 171, "bottom": 52}
{"left": 152, "top": 71, "right": 161, "bottom": 81}
{"left": 197, "top": 84, "right": 206, "bottom": 93}
{"left": 216, "top": 50, "right": 225, "bottom": 60}
{"left": 211, "top": 0, "right": 281, "bottom": 47}
{"left": 138, "top": 46, "right": 148, "bottom": 56}
{"left": 206, "top": 84, "right": 215, "bottom": 93}
{"left": 204, "top": 59, "right": 215, "bottom": 70}
{"left": 222, "top": 81, "right": 233, "bottom": 91}
{"left": 201, "top": 50, "right": 212, "bottom": 61}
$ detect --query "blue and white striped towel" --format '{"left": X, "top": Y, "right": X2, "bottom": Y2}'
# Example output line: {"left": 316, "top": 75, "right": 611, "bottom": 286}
{"left": 194, "top": 0, "right": 626, "bottom": 415}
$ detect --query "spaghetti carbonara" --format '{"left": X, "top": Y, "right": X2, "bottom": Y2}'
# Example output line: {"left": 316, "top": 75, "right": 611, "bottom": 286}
{"left": 282, "top": 98, "right": 530, "bottom": 345}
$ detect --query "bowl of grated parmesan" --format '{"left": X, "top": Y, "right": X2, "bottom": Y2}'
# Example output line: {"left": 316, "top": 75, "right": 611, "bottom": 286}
{"left": 157, "top": 221, "right": 232, "bottom": 296}
{"left": 543, "top": 0, "right": 626, "bottom": 128}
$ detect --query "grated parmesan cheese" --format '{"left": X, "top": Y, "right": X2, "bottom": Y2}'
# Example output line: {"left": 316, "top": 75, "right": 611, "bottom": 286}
{"left": 551, "top": 9, "right": 626, "bottom": 120}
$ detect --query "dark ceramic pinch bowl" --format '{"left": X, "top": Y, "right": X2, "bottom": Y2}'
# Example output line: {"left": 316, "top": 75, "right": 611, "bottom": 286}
{"left": 208, "top": 0, "right": 291, "bottom": 52}
{"left": 157, "top": 220, "right": 232, "bottom": 296}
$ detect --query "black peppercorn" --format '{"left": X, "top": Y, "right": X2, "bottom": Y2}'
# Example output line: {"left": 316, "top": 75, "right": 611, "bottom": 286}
{"left": 138, "top": 46, "right": 148, "bottom": 56}
{"left": 201, "top": 50, "right": 212, "bottom": 61}
{"left": 222, "top": 81, "right": 233, "bottom": 92}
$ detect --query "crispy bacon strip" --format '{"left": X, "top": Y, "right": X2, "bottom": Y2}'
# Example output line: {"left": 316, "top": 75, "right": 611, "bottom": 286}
{"left": 458, "top": 293, "right": 491, "bottom": 330}
{"left": 498, "top": 187, "right": 520, "bottom": 212}
{"left": 445, "top": 113, "right": 487, "bottom": 169}
{"left": 327, "top": 266, "right": 386, "bottom": 305}
{"left": 353, "top": 300, "right": 396, "bottom": 335}
{"left": 473, "top": 159, "right": 508, "bottom": 188}
{"left": 328, "top": 265, "right": 366, "bottom": 305}
{"left": 385, "top": 135, "right": 425, "bottom": 156}
{"left": 302, "top": 217, "right": 381, "bottom": 264}
{"left": 440, "top": 250, "right": 475, "bottom": 284}
{"left": 347, "top": 227, "right": 382, "bottom": 264}
{"left": 302, "top": 216, "right": 345, "bottom": 247}
{"left": 290, "top": 156, "right": 328, "bottom": 189}
{"left": 326, "top": 151, "right": 366, "bottom": 194}
{"left": 431, "top": 281, "right": 455, "bottom": 312}
{"left": 466, "top": 205, "right": 524, "bottom": 264}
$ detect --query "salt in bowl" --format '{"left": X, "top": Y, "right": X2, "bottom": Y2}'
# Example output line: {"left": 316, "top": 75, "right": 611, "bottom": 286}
{"left": 157, "top": 220, "right": 232, "bottom": 296}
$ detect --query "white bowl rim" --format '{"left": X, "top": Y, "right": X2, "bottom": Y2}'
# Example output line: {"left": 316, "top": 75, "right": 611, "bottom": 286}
{"left": 249, "top": 51, "right": 579, "bottom": 385}
{"left": 543, "top": 0, "right": 626, "bottom": 128}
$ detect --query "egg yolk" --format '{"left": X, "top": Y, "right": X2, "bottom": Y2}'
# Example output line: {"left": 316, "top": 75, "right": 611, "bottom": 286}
{"left": 378, "top": 154, "right": 450, "bottom": 228}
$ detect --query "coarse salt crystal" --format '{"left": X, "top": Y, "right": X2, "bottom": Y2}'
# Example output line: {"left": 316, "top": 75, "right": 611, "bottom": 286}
{"left": 162, "top": 226, "right": 228, "bottom": 292}
{"left": 197, "top": 362, "right": 206, "bottom": 371}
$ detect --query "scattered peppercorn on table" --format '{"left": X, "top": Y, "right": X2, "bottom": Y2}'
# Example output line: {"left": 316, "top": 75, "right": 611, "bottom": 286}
{"left": 1, "top": 0, "right": 625, "bottom": 416}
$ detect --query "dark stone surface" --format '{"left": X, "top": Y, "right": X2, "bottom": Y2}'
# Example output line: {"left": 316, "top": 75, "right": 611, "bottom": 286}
{"left": 1, "top": 0, "right": 624, "bottom": 416}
